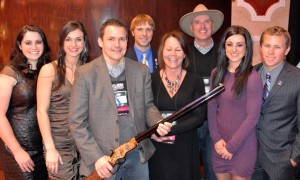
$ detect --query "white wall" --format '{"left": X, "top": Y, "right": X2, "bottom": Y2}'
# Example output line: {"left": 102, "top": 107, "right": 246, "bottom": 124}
{"left": 231, "top": 0, "right": 290, "bottom": 65}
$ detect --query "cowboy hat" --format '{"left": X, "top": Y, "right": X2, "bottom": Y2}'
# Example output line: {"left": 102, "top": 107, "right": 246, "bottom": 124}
{"left": 179, "top": 4, "right": 224, "bottom": 37}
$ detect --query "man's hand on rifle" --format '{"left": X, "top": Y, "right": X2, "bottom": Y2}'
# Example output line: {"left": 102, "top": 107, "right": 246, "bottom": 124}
{"left": 95, "top": 155, "right": 113, "bottom": 178}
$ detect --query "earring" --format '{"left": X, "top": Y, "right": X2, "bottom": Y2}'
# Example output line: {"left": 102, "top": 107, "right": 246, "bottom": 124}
{"left": 83, "top": 46, "right": 87, "bottom": 54}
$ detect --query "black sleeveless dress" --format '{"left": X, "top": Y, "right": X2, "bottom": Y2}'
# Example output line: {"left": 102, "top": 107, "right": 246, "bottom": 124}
{"left": 0, "top": 65, "right": 47, "bottom": 180}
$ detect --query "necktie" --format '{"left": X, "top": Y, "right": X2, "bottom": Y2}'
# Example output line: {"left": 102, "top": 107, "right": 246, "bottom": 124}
{"left": 263, "top": 73, "right": 271, "bottom": 100}
{"left": 142, "top": 53, "right": 149, "bottom": 67}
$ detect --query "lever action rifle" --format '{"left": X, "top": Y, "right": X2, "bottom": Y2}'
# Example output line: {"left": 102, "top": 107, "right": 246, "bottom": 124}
{"left": 86, "top": 83, "right": 224, "bottom": 180}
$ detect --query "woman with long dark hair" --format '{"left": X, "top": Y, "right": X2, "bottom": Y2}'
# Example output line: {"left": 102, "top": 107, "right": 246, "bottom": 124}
{"left": 208, "top": 25, "right": 263, "bottom": 180}
{"left": 0, "top": 25, "right": 51, "bottom": 179}
{"left": 37, "top": 20, "right": 89, "bottom": 179}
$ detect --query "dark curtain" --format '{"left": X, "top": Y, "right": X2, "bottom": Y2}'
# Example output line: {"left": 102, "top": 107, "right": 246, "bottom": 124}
{"left": 287, "top": 0, "right": 300, "bottom": 65}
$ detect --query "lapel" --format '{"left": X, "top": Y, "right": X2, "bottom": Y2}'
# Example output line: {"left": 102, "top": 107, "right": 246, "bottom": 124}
{"left": 126, "top": 47, "right": 138, "bottom": 61}
{"left": 95, "top": 56, "right": 117, "bottom": 108}
{"left": 263, "top": 63, "right": 289, "bottom": 104}
{"left": 125, "top": 58, "right": 136, "bottom": 118}
{"left": 151, "top": 50, "right": 159, "bottom": 72}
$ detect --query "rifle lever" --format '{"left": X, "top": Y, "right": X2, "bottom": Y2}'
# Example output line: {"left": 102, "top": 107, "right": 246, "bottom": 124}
{"left": 110, "top": 156, "right": 126, "bottom": 175}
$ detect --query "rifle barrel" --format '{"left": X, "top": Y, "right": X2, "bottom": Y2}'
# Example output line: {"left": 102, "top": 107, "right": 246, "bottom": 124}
{"left": 135, "top": 83, "right": 224, "bottom": 142}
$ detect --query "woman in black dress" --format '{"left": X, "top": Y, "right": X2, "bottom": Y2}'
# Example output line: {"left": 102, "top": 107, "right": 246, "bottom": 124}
{"left": 149, "top": 31, "right": 206, "bottom": 180}
{"left": 0, "top": 25, "right": 51, "bottom": 179}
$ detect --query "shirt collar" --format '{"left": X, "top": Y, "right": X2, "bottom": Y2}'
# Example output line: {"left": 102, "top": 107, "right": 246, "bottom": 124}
{"left": 106, "top": 58, "right": 125, "bottom": 78}
{"left": 194, "top": 38, "right": 214, "bottom": 54}
{"left": 261, "top": 61, "right": 285, "bottom": 88}
{"left": 134, "top": 45, "right": 151, "bottom": 60}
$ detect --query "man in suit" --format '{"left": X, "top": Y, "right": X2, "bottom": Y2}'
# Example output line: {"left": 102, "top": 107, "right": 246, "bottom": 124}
{"left": 68, "top": 19, "right": 171, "bottom": 180}
{"left": 179, "top": 4, "right": 224, "bottom": 180}
{"left": 252, "top": 26, "right": 300, "bottom": 180}
{"left": 125, "top": 14, "right": 159, "bottom": 73}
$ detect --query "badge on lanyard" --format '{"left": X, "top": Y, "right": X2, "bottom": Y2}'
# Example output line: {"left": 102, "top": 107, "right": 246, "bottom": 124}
{"left": 112, "top": 82, "right": 129, "bottom": 115}
{"left": 160, "top": 111, "right": 176, "bottom": 144}
{"left": 203, "top": 76, "right": 210, "bottom": 93}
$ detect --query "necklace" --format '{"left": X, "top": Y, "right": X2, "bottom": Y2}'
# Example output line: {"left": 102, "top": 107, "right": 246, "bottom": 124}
{"left": 66, "top": 66, "right": 73, "bottom": 70}
{"left": 164, "top": 70, "right": 182, "bottom": 95}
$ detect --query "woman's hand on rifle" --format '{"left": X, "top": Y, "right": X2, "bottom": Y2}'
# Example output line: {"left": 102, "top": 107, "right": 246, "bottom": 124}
{"left": 156, "top": 122, "right": 172, "bottom": 137}
{"left": 95, "top": 155, "right": 113, "bottom": 178}
{"left": 151, "top": 134, "right": 163, "bottom": 142}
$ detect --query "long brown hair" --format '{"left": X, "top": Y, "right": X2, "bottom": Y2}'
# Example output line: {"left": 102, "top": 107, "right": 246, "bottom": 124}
{"left": 10, "top": 25, "right": 51, "bottom": 78}
{"left": 212, "top": 25, "right": 253, "bottom": 98}
{"left": 53, "top": 20, "right": 89, "bottom": 91}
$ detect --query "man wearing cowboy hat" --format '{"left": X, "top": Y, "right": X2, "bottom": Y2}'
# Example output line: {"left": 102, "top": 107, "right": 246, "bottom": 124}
{"left": 179, "top": 4, "right": 224, "bottom": 180}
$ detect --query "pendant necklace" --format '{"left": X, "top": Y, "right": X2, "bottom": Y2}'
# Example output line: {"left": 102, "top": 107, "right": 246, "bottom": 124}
{"left": 164, "top": 69, "right": 182, "bottom": 95}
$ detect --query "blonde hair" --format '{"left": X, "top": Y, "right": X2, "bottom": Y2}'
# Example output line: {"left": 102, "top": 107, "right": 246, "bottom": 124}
{"left": 130, "top": 14, "right": 155, "bottom": 31}
{"left": 260, "top": 26, "right": 291, "bottom": 48}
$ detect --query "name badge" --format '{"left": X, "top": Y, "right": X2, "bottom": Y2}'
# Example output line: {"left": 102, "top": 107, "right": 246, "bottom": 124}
{"left": 112, "top": 82, "right": 129, "bottom": 115}
{"left": 203, "top": 76, "right": 210, "bottom": 93}
{"left": 160, "top": 111, "right": 176, "bottom": 144}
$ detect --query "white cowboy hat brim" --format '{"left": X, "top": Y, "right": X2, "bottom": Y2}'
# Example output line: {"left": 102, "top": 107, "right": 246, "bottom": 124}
{"left": 179, "top": 8, "right": 224, "bottom": 37}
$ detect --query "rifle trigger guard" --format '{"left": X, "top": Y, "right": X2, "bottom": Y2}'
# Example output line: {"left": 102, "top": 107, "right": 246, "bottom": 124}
{"left": 110, "top": 156, "right": 126, "bottom": 175}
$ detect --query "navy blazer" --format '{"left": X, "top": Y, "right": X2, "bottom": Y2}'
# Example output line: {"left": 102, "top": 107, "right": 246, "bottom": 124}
{"left": 125, "top": 47, "right": 159, "bottom": 73}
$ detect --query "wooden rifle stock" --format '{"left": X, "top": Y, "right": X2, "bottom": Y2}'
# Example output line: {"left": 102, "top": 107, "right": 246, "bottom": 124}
{"left": 86, "top": 84, "right": 224, "bottom": 179}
